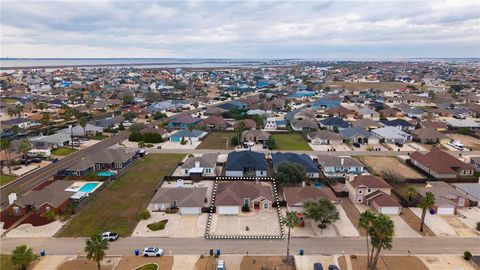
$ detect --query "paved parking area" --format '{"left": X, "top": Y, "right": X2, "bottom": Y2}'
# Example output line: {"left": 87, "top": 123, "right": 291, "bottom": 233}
{"left": 410, "top": 208, "right": 457, "bottom": 236}
{"left": 419, "top": 255, "right": 477, "bottom": 270}
{"left": 210, "top": 210, "right": 281, "bottom": 236}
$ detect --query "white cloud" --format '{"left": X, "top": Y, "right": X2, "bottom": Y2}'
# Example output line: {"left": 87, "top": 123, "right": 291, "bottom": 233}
{"left": 1, "top": 0, "right": 479, "bottom": 58}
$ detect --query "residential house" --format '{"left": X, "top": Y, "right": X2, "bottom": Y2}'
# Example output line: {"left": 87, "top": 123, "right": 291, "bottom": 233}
{"left": 216, "top": 181, "right": 273, "bottom": 215}
{"left": 404, "top": 108, "right": 426, "bottom": 118}
{"left": 339, "top": 127, "right": 380, "bottom": 145}
{"left": 379, "top": 107, "right": 403, "bottom": 117}
{"left": 272, "top": 152, "right": 320, "bottom": 178}
{"left": 420, "top": 121, "right": 448, "bottom": 131}
{"left": 318, "top": 117, "right": 350, "bottom": 131}
{"left": 179, "top": 154, "right": 218, "bottom": 177}
{"left": 326, "top": 106, "right": 356, "bottom": 118}
{"left": 447, "top": 119, "right": 480, "bottom": 131}
{"left": 346, "top": 175, "right": 401, "bottom": 214}
{"left": 352, "top": 118, "right": 383, "bottom": 131}
{"left": 410, "top": 128, "right": 449, "bottom": 144}
{"left": 283, "top": 186, "right": 339, "bottom": 212}
{"left": 290, "top": 118, "right": 318, "bottom": 132}
{"left": 7, "top": 180, "right": 76, "bottom": 217}
{"left": 317, "top": 155, "right": 366, "bottom": 176}
{"left": 149, "top": 187, "right": 207, "bottom": 214}
{"left": 57, "top": 124, "right": 103, "bottom": 137}
{"left": 199, "top": 116, "right": 227, "bottom": 130}
{"left": 311, "top": 97, "right": 342, "bottom": 109}
{"left": 410, "top": 149, "right": 475, "bottom": 178}
{"left": 453, "top": 183, "right": 480, "bottom": 207}
{"left": 241, "top": 130, "right": 270, "bottom": 144}
{"left": 234, "top": 119, "right": 257, "bottom": 130}
{"left": 168, "top": 114, "right": 202, "bottom": 128}
{"left": 61, "top": 148, "right": 135, "bottom": 176}
{"left": 170, "top": 129, "right": 208, "bottom": 142}
{"left": 224, "top": 151, "right": 267, "bottom": 177}
{"left": 307, "top": 130, "right": 342, "bottom": 145}
{"left": 29, "top": 133, "right": 71, "bottom": 148}
{"left": 371, "top": 126, "right": 411, "bottom": 143}
{"left": 1, "top": 118, "right": 39, "bottom": 130}
{"left": 469, "top": 156, "right": 480, "bottom": 172}
{"left": 354, "top": 107, "right": 380, "bottom": 120}
{"left": 381, "top": 119, "right": 416, "bottom": 131}
{"left": 417, "top": 181, "right": 471, "bottom": 215}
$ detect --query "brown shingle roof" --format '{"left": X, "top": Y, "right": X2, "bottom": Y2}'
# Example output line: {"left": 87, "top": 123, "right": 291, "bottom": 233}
{"left": 216, "top": 181, "right": 273, "bottom": 206}
{"left": 410, "top": 149, "right": 475, "bottom": 175}
{"left": 350, "top": 175, "right": 391, "bottom": 189}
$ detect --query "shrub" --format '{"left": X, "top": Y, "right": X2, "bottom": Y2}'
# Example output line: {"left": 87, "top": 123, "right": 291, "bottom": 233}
{"left": 147, "top": 220, "right": 168, "bottom": 231}
{"left": 146, "top": 144, "right": 154, "bottom": 148}
{"left": 180, "top": 138, "right": 187, "bottom": 145}
{"left": 139, "top": 209, "right": 151, "bottom": 220}
{"left": 129, "top": 132, "right": 143, "bottom": 142}
{"left": 476, "top": 222, "right": 480, "bottom": 231}
{"left": 142, "top": 132, "right": 163, "bottom": 143}
{"left": 165, "top": 208, "right": 179, "bottom": 214}
{"left": 242, "top": 205, "right": 250, "bottom": 212}
{"left": 464, "top": 251, "right": 472, "bottom": 260}
{"left": 40, "top": 210, "right": 56, "bottom": 220}
{"left": 153, "top": 112, "right": 167, "bottom": 120}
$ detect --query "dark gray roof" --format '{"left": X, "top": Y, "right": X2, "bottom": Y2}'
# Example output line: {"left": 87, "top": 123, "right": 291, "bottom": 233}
{"left": 151, "top": 187, "right": 207, "bottom": 207}
{"left": 14, "top": 180, "right": 76, "bottom": 208}
{"left": 339, "top": 127, "right": 373, "bottom": 139}
{"left": 225, "top": 151, "right": 267, "bottom": 171}
{"left": 181, "top": 154, "right": 218, "bottom": 169}
{"left": 272, "top": 152, "right": 319, "bottom": 173}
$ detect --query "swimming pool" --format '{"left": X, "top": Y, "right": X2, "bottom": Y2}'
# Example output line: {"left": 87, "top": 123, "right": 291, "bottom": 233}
{"left": 79, "top": 182, "right": 100, "bottom": 193}
{"left": 97, "top": 171, "right": 116, "bottom": 177}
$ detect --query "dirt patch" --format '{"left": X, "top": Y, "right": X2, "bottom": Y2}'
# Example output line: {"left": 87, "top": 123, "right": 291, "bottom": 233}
{"left": 57, "top": 257, "right": 119, "bottom": 270}
{"left": 241, "top": 256, "right": 296, "bottom": 270}
{"left": 341, "top": 200, "right": 365, "bottom": 236}
{"left": 440, "top": 215, "right": 478, "bottom": 237}
{"left": 338, "top": 256, "right": 347, "bottom": 270}
{"left": 399, "top": 208, "right": 435, "bottom": 236}
{"left": 116, "top": 256, "right": 173, "bottom": 270}
{"left": 195, "top": 255, "right": 217, "bottom": 270}
{"left": 448, "top": 134, "right": 480, "bottom": 150}
{"left": 350, "top": 255, "right": 428, "bottom": 270}
{"left": 359, "top": 156, "right": 425, "bottom": 179}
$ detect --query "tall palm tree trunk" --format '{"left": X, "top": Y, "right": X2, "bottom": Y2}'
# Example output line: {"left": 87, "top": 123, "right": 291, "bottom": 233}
{"left": 97, "top": 259, "right": 101, "bottom": 270}
{"left": 365, "top": 231, "right": 370, "bottom": 267}
{"left": 370, "top": 240, "right": 384, "bottom": 270}
{"left": 420, "top": 208, "right": 426, "bottom": 232}
{"left": 286, "top": 227, "right": 291, "bottom": 261}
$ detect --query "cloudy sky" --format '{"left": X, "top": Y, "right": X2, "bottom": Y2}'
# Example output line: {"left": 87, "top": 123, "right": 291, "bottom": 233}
{"left": 1, "top": 0, "right": 479, "bottom": 59}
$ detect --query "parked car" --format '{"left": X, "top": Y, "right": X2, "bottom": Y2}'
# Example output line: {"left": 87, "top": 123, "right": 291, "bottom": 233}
{"left": 395, "top": 142, "right": 403, "bottom": 147}
{"left": 30, "top": 158, "right": 42, "bottom": 163}
{"left": 142, "top": 247, "right": 164, "bottom": 257}
{"left": 51, "top": 158, "right": 59, "bottom": 163}
{"left": 216, "top": 260, "right": 226, "bottom": 270}
{"left": 314, "top": 263, "right": 324, "bottom": 270}
{"left": 328, "top": 265, "right": 340, "bottom": 270}
{"left": 100, "top": 232, "right": 119, "bottom": 241}
{"left": 353, "top": 142, "right": 360, "bottom": 148}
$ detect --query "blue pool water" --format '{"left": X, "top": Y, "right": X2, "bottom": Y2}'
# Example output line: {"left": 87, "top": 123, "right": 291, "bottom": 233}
{"left": 97, "top": 171, "right": 116, "bottom": 177}
{"left": 79, "top": 183, "right": 99, "bottom": 193}
{"left": 313, "top": 182, "right": 323, "bottom": 188}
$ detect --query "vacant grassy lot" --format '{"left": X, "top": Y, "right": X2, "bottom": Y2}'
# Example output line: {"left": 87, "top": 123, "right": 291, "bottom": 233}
{"left": 322, "top": 81, "right": 407, "bottom": 91}
{"left": 59, "top": 154, "right": 185, "bottom": 237}
{"left": 0, "top": 174, "right": 17, "bottom": 186}
{"left": 271, "top": 133, "right": 312, "bottom": 151}
{"left": 0, "top": 255, "right": 14, "bottom": 270}
{"left": 197, "top": 132, "right": 235, "bottom": 150}
{"left": 51, "top": 147, "right": 77, "bottom": 156}
{"left": 357, "top": 156, "right": 425, "bottom": 179}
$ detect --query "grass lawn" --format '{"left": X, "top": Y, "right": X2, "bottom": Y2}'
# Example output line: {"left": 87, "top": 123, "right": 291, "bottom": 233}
{"left": 0, "top": 255, "right": 14, "bottom": 270}
{"left": 59, "top": 154, "right": 185, "bottom": 237}
{"left": 90, "top": 133, "right": 109, "bottom": 140}
{"left": 0, "top": 174, "right": 17, "bottom": 186}
{"left": 271, "top": 133, "right": 312, "bottom": 151}
{"left": 197, "top": 132, "right": 235, "bottom": 150}
{"left": 51, "top": 147, "right": 77, "bottom": 156}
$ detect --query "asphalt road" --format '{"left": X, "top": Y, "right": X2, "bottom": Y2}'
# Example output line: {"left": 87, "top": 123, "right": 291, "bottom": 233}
{"left": 1, "top": 237, "right": 479, "bottom": 256}
{"left": 0, "top": 132, "right": 130, "bottom": 206}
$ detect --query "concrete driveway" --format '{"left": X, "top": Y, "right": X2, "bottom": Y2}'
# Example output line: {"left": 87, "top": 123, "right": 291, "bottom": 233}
{"left": 295, "top": 255, "right": 338, "bottom": 270}
{"left": 440, "top": 215, "right": 478, "bottom": 237}
{"left": 387, "top": 215, "right": 421, "bottom": 238}
{"left": 410, "top": 208, "right": 457, "bottom": 236}
{"left": 457, "top": 208, "right": 480, "bottom": 233}
{"left": 171, "top": 255, "right": 199, "bottom": 270}
{"left": 419, "top": 255, "right": 477, "bottom": 270}
{"left": 210, "top": 210, "right": 282, "bottom": 236}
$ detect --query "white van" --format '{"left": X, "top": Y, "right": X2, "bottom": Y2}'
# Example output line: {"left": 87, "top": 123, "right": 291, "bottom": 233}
{"left": 448, "top": 140, "right": 464, "bottom": 151}
{"left": 28, "top": 149, "right": 51, "bottom": 158}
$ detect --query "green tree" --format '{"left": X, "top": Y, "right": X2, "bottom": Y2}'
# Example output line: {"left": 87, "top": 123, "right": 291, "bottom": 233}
{"left": 1, "top": 139, "right": 12, "bottom": 173}
{"left": 369, "top": 214, "right": 394, "bottom": 270}
{"left": 282, "top": 211, "right": 300, "bottom": 262}
{"left": 85, "top": 234, "right": 109, "bottom": 270}
{"left": 419, "top": 192, "right": 435, "bottom": 232}
{"left": 359, "top": 210, "right": 376, "bottom": 267}
{"left": 230, "top": 134, "right": 240, "bottom": 146}
{"left": 122, "top": 94, "right": 134, "bottom": 105}
{"left": 138, "top": 141, "right": 146, "bottom": 148}
{"left": 266, "top": 137, "right": 276, "bottom": 150}
{"left": 118, "top": 122, "right": 125, "bottom": 131}
{"left": 304, "top": 198, "right": 340, "bottom": 234}
{"left": 19, "top": 139, "right": 32, "bottom": 164}
{"left": 11, "top": 245, "right": 36, "bottom": 270}
{"left": 405, "top": 186, "right": 417, "bottom": 201}
{"left": 40, "top": 112, "right": 51, "bottom": 135}
{"left": 273, "top": 162, "right": 308, "bottom": 185}
{"left": 79, "top": 116, "right": 88, "bottom": 136}
{"left": 128, "top": 132, "right": 143, "bottom": 142}
{"left": 123, "top": 111, "right": 136, "bottom": 121}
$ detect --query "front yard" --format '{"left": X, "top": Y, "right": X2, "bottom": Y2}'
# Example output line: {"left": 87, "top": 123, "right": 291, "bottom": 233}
{"left": 197, "top": 132, "right": 235, "bottom": 150}
{"left": 59, "top": 153, "right": 185, "bottom": 237}
{"left": 357, "top": 156, "right": 425, "bottom": 179}
{"left": 209, "top": 210, "right": 282, "bottom": 236}
{"left": 0, "top": 174, "right": 17, "bottom": 186}
{"left": 51, "top": 147, "right": 77, "bottom": 156}
{"left": 271, "top": 133, "right": 312, "bottom": 151}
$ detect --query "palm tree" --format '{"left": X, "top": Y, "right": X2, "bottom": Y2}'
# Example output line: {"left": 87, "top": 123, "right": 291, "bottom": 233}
{"left": 0, "top": 139, "right": 12, "bottom": 173}
{"left": 419, "top": 192, "right": 435, "bottom": 232}
{"left": 19, "top": 139, "right": 32, "bottom": 165}
{"left": 85, "top": 234, "right": 109, "bottom": 270}
{"left": 369, "top": 214, "right": 394, "bottom": 270}
{"left": 11, "top": 245, "right": 36, "bottom": 270}
{"left": 282, "top": 211, "right": 300, "bottom": 262}
{"left": 41, "top": 112, "right": 51, "bottom": 135}
{"left": 359, "top": 210, "right": 376, "bottom": 267}
{"left": 79, "top": 116, "right": 88, "bottom": 137}
{"left": 405, "top": 186, "right": 417, "bottom": 201}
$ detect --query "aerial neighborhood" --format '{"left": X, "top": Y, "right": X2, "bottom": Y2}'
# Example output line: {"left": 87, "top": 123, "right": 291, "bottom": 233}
{"left": 1, "top": 60, "right": 480, "bottom": 270}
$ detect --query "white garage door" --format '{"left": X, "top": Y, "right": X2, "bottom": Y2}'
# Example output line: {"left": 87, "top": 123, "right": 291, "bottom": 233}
{"left": 437, "top": 207, "right": 454, "bottom": 215}
{"left": 380, "top": 207, "right": 400, "bottom": 215}
{"left": 218, "top": 206, "right": 240, "bottom": 215}
{"left": 180, "top": 207, "right": 201, "bottom": 215}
